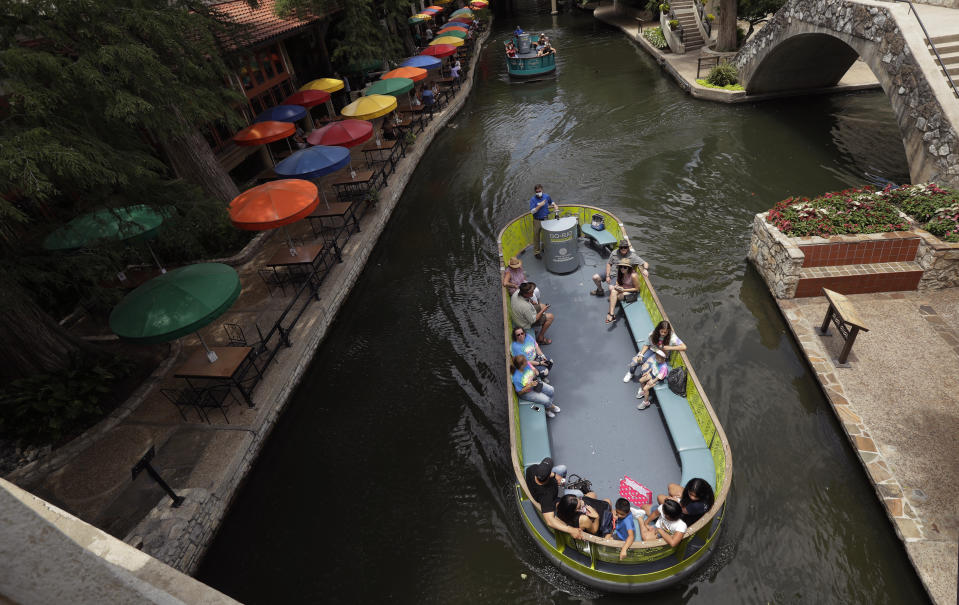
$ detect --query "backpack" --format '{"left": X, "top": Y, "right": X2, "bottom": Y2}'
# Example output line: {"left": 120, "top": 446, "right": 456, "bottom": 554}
{"left": 590, "top": 214, "right": 605, "bottom": 231}
{"left": 667, "top": 367, "right": 687, "bottom": 396}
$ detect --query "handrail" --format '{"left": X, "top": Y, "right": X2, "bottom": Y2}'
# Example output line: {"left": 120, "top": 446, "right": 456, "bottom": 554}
{"left": 696, "top": 0, "right": 711, "bottom": 38}
{"left": 895, "top": 0, "right": 959, "bottom": 99}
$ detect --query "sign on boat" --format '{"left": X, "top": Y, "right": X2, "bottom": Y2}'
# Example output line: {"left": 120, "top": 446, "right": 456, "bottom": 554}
{"left": 498, "top": 205, "right": 732, "bottom": 592}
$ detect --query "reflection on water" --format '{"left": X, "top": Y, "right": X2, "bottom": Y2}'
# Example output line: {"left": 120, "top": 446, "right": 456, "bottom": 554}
{"left": 197, "top": 12, "right": 927, "bottom": 604}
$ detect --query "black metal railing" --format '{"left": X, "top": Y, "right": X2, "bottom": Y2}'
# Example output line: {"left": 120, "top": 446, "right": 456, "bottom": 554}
{"left": 896, "top": 0, "right": 959, "bottom": 99}
{"left": 696, "top": 0, "right": 711, "bottom": 38}
{"left": 696, "top": 55, "right": 721, "bottom": 78}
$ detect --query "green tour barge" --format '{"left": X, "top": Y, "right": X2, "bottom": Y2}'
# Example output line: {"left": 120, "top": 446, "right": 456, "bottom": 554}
{"left": 505, "top": 32, "right": 556, "bottom": 78}
{"left": 498, "top": 205, "right": 732, "bottom": 592}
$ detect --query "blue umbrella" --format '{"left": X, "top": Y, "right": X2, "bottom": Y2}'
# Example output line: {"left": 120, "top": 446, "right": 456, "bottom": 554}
{"left": 401, "top": 55, "right": 442, "bottom": 71}
{"left": 274, "top": 146, "right": 351, "bottom": 181}
{"left": 255, "top": 105, "right": 308, "bottom": 123}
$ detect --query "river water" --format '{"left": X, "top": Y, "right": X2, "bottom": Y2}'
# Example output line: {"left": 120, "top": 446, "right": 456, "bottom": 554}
{"left": 197, "top": 13, "right": 930, "bottom": 604}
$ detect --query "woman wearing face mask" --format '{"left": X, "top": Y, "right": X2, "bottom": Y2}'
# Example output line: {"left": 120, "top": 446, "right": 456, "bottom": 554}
{"left": 528, "top": 184, "right": 558, "bottom": 259}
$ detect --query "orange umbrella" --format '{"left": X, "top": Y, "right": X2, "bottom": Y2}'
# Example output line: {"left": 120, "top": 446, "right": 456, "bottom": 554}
{"left": 229, "top": 180, "right": 319, "bottom": 231}
{"left": 438, "top": 25, "right": 468, "bottom": 32}
{"left": 381, "top": 66, "right": 428, "bottom": 83}
{"left": 233, "top": 121, "right": 296, "bottom": 146}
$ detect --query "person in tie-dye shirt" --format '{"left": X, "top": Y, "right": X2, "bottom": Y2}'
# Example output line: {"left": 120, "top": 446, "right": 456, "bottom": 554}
{"left": 510, "top": 327, "right": 552, "bottom": 376}
{"left": 511, "top": 355, "right": 561, "bottom": 418}
{"left": 637, "top": 348, "right": 669, "bottom": 410}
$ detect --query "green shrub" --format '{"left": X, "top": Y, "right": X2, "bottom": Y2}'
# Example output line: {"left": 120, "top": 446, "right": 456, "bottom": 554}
{"left": 668, "top": 19, "right": 679, "bottom": 29}
{"left": 695, "top": 78, "right": 744, "bottom": 91}
{"left": 644, "top": 27, "right": 668, "bottom": 49}
{"left": 706, "top": 13, "right": 715, "bottom": 21}
{"left": 706, "top": 62, "right": 739, "bottom": 86}
{"left": 659, "top": 2, "right": 670, "bottom": 11}
{"left": 736, "top": 26, "right": 747, "bottom": 45}
{"left": 0, "top": 355, "right": 135, "bottom": 446}
{"left": 881, "top": 183, "right": 959, "bottom": 222}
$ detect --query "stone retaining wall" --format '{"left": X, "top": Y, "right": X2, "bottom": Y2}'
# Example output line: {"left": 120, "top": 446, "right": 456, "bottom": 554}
{"left": 747, "top": 212, "right": 959, "bottom": 298}
{"left": 748, "top": 213, "right": 804, "bottom": 298}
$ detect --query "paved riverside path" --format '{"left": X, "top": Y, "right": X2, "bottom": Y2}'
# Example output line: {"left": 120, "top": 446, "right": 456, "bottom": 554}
{"left": 4, "top": 26, "right": 491, "bottom": 574}
{"left": 778, "top": 289, "right": 959, "bottom": 605}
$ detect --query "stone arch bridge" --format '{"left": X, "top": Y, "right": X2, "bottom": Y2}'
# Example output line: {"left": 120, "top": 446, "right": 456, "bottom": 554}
{"left": 734, "top": 0, "right": 959, "bottom": 188}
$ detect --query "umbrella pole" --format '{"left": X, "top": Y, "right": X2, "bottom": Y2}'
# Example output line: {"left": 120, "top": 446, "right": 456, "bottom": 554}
{"left": 197, "top": 332, "right": 219, "bottom": 363}
{"left": 283, "top": 225, "right": 297, "bottom": 256}
{"left": 306, "top": 111, "right": 316, "bottom": 131}
{"left": 145, "top": 241, "right": 167, "bottom": 274}
{"left": 326, "top": 99, "right": 335, "bottom": 122}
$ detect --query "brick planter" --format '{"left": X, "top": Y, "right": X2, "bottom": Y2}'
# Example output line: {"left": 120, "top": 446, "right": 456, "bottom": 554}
{"left": 747, "top": 212, "right": 959, "bottom": 298}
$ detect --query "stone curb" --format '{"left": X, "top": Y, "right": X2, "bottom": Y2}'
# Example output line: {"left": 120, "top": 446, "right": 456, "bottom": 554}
{"left": 121, "top": 25, "right": 494, "bottom": 574}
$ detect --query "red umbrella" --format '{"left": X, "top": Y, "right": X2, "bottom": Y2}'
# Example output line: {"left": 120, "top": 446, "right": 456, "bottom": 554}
{"left": 306, "top": 119, "right": 373, "bottom": 148}
{"left": 426, "top": 4, "right": 444, "bottom": 9}
{"left": 420, "top": 44, "right": 457, "bottom": 59}
{"left": 233, "top": 121, "right": 296, "bottom": 146}
{"left": 450, "top": 16, "right": 473, "bottom": 23}
{"left": 283, "top": 90, "right": 331, "bottom": 108}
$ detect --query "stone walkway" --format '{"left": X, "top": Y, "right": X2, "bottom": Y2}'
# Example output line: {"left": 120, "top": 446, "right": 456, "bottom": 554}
{"left": 4, "top": 27, "right": 491, "bottom": 575}
{"left": 593, "top": 3, "right": 880, "bottom": 102}
{"left": 778, "top": 289, "right": 959, "bottom": 605}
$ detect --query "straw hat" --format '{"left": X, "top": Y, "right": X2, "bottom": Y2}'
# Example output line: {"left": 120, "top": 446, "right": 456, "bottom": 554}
{"left": 508, "top": 257, "right": 522, "bottom": 269}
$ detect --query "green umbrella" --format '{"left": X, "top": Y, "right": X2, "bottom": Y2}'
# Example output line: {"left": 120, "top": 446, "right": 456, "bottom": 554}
{"left": 44, "top": 205, "right": 163, "bottom": 250}
{"left": 363, "top": 77, "right": 414, "bottom": 96}
{"left": 110, "top": 263, "right": 241, "bottom": 360}
{"left": 450, "top": 8, "right": 473, "bottom": 16}
{"left": 44, "top": 204, "right": 168, "bottom": 273}
{"left": 435, "top": 29, "right": 467, "bottom": 39}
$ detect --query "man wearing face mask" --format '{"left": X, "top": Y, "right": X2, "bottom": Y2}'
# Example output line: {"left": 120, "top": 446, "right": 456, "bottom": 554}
{"left": 529, "top": 184, "right": 558, "bottom": 259}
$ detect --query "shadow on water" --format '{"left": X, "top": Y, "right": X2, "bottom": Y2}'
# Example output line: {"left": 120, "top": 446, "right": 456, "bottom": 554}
{"left": 197, "top": 12, "right": 929, "bottom": 604}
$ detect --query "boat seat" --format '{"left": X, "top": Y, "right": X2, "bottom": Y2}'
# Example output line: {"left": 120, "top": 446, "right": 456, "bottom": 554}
{"left": 621, "top": 300, "right": 654, "bottom": 349}
{"left": 679, "top": 447, "right": 716, "bottom": 491}
{"left": 653, "top": 382, "right": 708, "bottom": 453}
{"left": 518, "top": 400, "right": 551, "bottom": 470}
{"left": 580, "top": 224, "right": 617, "bottom": 249}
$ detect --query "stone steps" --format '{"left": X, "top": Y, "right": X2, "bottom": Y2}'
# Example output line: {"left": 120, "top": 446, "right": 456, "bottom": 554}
{"left": 926, "top": 40, "right": 959, "bottom": 97}
{"left": 929, "top": 33, "right": 959, "bottom": 46}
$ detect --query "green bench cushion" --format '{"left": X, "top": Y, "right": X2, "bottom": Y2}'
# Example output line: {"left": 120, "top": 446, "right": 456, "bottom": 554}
{"left": 621, "top": 300, "right": 654, "bottom": 349}
{"left": 580, "top": 224, "right": 617, "bottom": 247}
{"left": 518, "top": 401, "right": 551, "bottom": 469}
{"left": 653, "top": 383, "right": 708, "bottom": 452}
{"left": 679, "top": 447, "right": 716, "bottom": 491}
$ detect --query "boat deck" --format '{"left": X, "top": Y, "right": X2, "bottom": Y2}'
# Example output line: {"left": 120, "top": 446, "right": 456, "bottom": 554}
{"left": 518, "top": 243, "right": 681, "bottom": 502}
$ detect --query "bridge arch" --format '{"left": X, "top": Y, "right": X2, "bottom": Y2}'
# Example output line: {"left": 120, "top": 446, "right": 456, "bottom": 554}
{"left": 735, "top": 0, "right": 959, "bottom": 188}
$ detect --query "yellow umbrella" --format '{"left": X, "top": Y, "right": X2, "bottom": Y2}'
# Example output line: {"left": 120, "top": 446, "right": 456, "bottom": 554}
{"left": 300, "top": 78, "right": 345, "bottom": 93}
{"left": 430, "top": 36, "right": 465, "bottom": 47}
{"left": 414, "top": 12, "right": 433, "bottom": 20}
{"left": 341, "top": 94, "right": 398, "bottom": 120}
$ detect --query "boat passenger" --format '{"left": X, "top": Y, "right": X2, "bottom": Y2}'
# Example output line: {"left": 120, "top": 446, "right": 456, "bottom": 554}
{"left": 649, "top": 478, "right": 714, "bottom": 526}
{"left": 636, "top": 348, "right": 668, "bottom": 409}
{"left": 510, "top": 326, "right": 553, "bottom": 376}
{"left": 605, "top": 497, "right": 637, "bottom": 560}
{"left": 529, "top": 184, "right": 558, "bottom": 259}
{"left": 623, "top": 320, "right": 687, "bottom": 382}
{"left": 510, "top": 282, "right": 554, "bottom": 344}
{"left": 511, "top": 355, "right": 560, "bottom": 417}
{"left": 525, "top": 457, "right": 594, "bottom": 540}
{"left": 556, "top": 494, "right": 614, "bottom": 537}
{"left": 514, "top": 25, "right": 524, "bottom": 36}
{"left": 605, "top": 261, "right": 640, "bottom": 324}
{"left": 506, "top": 44, "right": 517, "bottom": 58}
{"left": 591, "top": 239, "right": 648, "bottom": 296}
{"left": 638, "top": 499, "right": 686, "bottom": 547}
{"left": 502, "top": 256, "right": 527, "bottom": 295}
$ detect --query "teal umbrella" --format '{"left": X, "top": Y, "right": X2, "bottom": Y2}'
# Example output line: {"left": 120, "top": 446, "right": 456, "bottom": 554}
{"left": 110, "top": 263, "right": 241, "bottom": 361}
{"left": 363, "top": 77, "right": 414, "bottom": 96}
{"left": 44, "top": 204, "right": 168, "bottom": 273}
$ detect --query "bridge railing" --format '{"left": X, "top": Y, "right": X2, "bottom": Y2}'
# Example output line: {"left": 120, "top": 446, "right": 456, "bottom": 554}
{"left": 895, "top": 0, "right": 959, "bottom": 99}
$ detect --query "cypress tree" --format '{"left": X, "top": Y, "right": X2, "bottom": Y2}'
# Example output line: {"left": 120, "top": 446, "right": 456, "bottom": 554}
{"left": 0, "top": 0, "right": 250, "bottom": 379}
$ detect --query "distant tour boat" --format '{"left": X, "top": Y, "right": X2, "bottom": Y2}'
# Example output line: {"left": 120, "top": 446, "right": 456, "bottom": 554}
{"left": 505, "top": 32, "right": 556, "bottom": 78}
{"left": 498, "top": 204, "right": 732, "bottom": 592}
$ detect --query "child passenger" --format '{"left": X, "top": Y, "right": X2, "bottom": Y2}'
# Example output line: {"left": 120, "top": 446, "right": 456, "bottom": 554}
{"left": 636, "top": 348, "right": 668, "bottom": 410}
{"left": 638, "top": 499, "right": 686, "bottom": 547}
{"left": 604, "top": 498, "right": 637, "bottom": 560}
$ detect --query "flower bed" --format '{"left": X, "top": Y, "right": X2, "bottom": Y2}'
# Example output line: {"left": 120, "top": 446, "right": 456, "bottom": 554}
{"left": 766, "top": 184, "right": 959, "bottom": 242}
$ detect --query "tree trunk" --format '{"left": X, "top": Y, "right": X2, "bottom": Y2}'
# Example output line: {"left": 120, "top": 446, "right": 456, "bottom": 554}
{"left": 395, "top": 16, "right": 415, "bottom": 55}
{"left": 159, "top": 108, "right": 239, "bottom": 205}
{"left": 716, "top": 0, "right": 737, "bottom": 51}
{"left": 0, "top": 295, "right": 101, "bottom": 382}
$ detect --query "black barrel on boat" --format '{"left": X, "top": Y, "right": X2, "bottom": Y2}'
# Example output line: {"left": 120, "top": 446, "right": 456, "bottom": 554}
{"left": 541, "top": 215, "right": 579, "bottom": 274}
